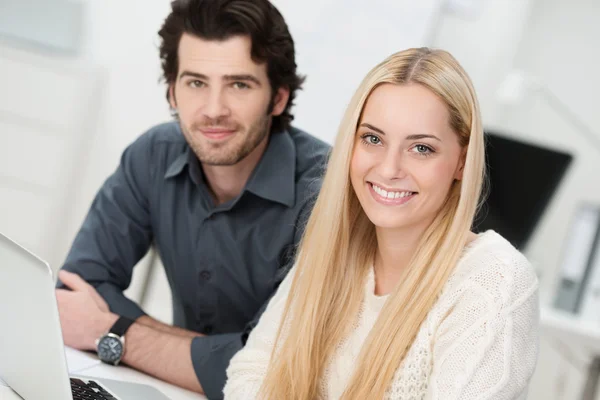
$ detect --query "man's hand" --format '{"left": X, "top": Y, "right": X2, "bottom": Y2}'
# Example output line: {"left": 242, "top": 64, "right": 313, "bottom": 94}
{"left": 56, "top": 270, "right": 118, "bottom": 351}
{"left": 56, "top": 271, "right": 204, "bottom": 393}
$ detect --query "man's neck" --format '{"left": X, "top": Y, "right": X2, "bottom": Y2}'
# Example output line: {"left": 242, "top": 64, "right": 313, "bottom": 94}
{"left": 202, "top": 135, "right": 270, "bottom": 205}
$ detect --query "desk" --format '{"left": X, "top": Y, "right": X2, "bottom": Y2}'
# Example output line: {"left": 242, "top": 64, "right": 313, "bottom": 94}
{"left": 541, "top": 307, "right": 600, "bottom": 400}
{"left": 0, "top": 348, "right": 206, "bottom": 400}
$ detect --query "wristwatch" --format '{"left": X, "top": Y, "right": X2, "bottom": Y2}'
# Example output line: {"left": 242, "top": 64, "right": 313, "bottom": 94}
{"left": 95, "top": 316, "right": 135, "bottom": 365}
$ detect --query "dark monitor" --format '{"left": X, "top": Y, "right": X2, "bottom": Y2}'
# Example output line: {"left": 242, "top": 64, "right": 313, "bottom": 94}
{"left": 473, "top": 131, "right": 573, "bottom": 250}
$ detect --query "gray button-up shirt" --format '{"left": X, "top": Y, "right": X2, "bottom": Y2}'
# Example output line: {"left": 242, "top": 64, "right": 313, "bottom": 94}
{"left": 58, "top": 121, "right": 330, "bottom": 399}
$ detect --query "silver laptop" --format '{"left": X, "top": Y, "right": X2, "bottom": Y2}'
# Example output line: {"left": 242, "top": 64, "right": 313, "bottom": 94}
{"left": 0, "top": 232, "right": 171, "bottom": 400}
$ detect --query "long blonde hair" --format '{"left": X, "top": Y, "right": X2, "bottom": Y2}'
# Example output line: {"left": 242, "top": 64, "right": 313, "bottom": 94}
{"left": 260, "top": 48, "right": 485, "bottom": 399}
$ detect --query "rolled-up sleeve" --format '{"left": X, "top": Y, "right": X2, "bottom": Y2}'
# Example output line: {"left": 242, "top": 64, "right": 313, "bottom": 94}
{"left": 191, "top": 333, "right": 243, "bottom": 399}
{"left": 56, "top": 134, "right": 154, "bottom": 320}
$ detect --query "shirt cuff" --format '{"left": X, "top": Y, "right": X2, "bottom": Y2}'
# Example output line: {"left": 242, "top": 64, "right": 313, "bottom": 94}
{"left": 191, "top": 333, "right": 243, "bottom": 400}
{"left": 95, "top": 283, "right": 146, "bottom": 321}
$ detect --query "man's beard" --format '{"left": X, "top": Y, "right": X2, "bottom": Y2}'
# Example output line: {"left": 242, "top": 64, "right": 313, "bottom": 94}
{"left": 182, "top": 114, "right": 271, "bottom": 166}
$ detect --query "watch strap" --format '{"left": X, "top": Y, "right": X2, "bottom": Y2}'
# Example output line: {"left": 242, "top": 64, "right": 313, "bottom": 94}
{"left": 109, "top": 316, "right": 135, "bottom": 337}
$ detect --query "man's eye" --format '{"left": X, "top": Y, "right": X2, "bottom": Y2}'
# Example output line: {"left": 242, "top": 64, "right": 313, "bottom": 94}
{"left": 232, "top": 82, "right": 250, "bottom": 89}
{"left": 188, "top": 80, "right": 204, "bottom": 88}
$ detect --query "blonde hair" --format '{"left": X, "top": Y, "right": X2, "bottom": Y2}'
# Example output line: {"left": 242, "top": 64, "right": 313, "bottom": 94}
{"left": 259, "top": 48, "right": 485, "bottom": 399}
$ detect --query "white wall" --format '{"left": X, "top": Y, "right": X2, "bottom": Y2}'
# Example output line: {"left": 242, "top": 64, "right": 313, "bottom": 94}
{"left": 496, "top": 1, "right": 600, "bottom": 399}
{"left": 272, "top": 0, "right": 442, "bottom": 143}
{"left": 47, "top": 1, "right": 174, "bottom": 305}
{"left": 431, "top": 0, "right": 536, "bottom": 127}
{"left": 63, "top": 0, "right": 172, "bottom": 252}
{"left": 434, "top": 2, "right": 600, "bottom": 398}
{"left": 503, "top": 0, "right": 600, "bottom": 306}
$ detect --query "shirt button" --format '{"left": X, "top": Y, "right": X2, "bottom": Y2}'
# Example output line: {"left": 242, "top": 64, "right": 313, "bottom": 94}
{"left": 203, "top": 325, "right": 213, "bottom": 334}
{"left": 199, "top": 270, "right": 212, "bottom": 281}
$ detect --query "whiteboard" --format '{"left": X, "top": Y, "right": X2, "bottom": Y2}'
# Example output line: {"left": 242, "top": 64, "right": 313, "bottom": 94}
{"left": 272, "top": 0, "right": 443, "bottom": 143}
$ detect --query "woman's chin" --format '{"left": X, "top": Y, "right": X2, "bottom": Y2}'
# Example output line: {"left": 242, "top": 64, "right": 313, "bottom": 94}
{"left": 365, "top": 214, "right": 413, "bottom": 231}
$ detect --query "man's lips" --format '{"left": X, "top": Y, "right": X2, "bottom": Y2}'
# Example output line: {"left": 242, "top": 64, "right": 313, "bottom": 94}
{"left": 199, "top": 128, "right": 237, "bottom": 140}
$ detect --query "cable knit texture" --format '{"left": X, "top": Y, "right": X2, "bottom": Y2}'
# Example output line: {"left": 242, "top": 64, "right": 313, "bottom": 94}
{"left": 223, "top": 230, "right": 540, "bottom": 399}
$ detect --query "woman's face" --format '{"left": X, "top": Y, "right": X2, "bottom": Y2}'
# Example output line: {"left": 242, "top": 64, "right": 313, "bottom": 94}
{"left": 350, "top": 83, "right": 465, "bottom": 233}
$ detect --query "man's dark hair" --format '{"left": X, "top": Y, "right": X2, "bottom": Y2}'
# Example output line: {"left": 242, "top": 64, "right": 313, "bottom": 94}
{"left": 158, "top": 0, "right": 305, "bottom": 133}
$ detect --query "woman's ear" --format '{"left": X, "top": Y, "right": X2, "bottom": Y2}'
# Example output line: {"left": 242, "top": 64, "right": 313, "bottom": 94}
{"left": 454, "top": 149, "right": 467, "bottom": 181}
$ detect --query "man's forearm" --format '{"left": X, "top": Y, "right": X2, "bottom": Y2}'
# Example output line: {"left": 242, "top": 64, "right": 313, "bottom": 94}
{"left": 121, "top": 320, "right": 204, "bottom": 393}
{"left": 136, "top": 315, "right": 201, "bottom": 339}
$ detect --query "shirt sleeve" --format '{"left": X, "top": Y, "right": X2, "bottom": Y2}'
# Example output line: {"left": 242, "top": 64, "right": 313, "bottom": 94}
{"left": 190, "top": 333, "right": 243, "bottom": 400}
{"left": 56, "top": 133, "right": 154, "bottom": 321}
{"left": 424, "top": 261, "right": 540, "bottom": 400}
{"left": 222, "top": 264, "right": 297, "bottom": 400}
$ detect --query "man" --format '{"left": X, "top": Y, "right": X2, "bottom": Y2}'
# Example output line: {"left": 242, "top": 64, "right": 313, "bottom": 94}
{"left": 55, "top": 0, "right": 329, "bottom": 398}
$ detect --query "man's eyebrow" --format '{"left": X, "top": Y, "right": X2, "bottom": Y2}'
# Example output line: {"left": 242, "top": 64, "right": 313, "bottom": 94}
{"left": 223, "top": 74, "right": 262, "bottom": 86}
{"left": 178, "top": 71, "right": 207, "bottom": 80}
{"left": 178, "top": 71, "right": 262, "bottom": 86}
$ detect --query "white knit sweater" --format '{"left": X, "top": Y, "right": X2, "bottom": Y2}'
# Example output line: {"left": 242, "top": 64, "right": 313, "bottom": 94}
{"left": 223, "top": 230, "right": 540, "bottom": 399}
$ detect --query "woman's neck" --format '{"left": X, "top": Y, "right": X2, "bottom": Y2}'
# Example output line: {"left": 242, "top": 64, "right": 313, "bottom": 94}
{"left": 373, "top": 224, "right": 428, "bottom": 296}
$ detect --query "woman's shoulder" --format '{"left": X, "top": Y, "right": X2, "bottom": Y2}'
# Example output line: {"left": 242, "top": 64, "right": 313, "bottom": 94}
{"left": 442, "top": 230, "right": 539, "bottom": 309}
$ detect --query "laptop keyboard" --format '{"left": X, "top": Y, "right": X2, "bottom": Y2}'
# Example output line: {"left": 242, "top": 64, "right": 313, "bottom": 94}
{"left": 70, "top": 378, "right": 118, "bottom": 400}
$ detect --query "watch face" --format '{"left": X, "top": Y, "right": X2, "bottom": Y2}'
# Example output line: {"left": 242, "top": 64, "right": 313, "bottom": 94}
{"left": 97, "top": 335, "right": 123, "bottom": 363}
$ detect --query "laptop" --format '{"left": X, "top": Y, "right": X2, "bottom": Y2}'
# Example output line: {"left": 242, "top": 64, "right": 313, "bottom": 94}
{"left": 0, "top": 232, "right": 171, "bottom": 400}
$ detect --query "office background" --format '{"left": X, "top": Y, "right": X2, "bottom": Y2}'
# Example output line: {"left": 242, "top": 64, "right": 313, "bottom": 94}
{"left": 1, "top": 0, "right": 599, "bottom": 399}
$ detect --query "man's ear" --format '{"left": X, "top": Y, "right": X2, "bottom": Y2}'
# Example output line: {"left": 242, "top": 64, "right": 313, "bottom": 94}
{"left": 271, "top": 86, "right": 291, "bottom": 116}
{"left": 168, "top": 84, "right": 177, "bottom": 110}
{"left": 455, "top": 149, "right": 467, "bottom": 180}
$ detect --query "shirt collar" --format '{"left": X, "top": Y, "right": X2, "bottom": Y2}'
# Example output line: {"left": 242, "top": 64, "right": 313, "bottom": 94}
{"left": 164, "top": 129, "right": 297, "bottom": 208}
{"left": 244, "top": 129, "right": 296, "bottom": 208}
{"left": 164, "top": 147, "right": 201, "bottom": 182}
{"left": 164, "top": 151, "right": 188, "bottom": 180}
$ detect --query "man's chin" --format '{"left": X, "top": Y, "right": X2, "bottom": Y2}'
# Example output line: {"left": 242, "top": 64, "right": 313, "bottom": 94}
{"left": 201, "top": 159, "right": 240, "bottom": 166}
{"left": 197, "top": 151, "right": 244, "bottom": 166}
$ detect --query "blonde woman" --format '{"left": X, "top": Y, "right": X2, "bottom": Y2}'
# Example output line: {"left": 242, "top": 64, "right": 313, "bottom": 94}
{"left": 223, "top": 48, "right": 539, "bottom": 399}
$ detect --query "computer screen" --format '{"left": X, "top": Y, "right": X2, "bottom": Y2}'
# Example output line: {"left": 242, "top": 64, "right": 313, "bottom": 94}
{"left": 473, "top": 131, "right": 573, "bottom": 250}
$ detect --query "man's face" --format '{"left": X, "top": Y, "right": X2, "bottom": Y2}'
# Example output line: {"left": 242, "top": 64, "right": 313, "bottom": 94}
{"left": 170, "top": 33, "right": 289, "bottom": 165}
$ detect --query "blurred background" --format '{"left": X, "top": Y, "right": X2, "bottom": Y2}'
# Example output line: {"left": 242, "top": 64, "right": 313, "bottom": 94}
{"left": 1, "top": 0, "right": 599, "bottom": 398}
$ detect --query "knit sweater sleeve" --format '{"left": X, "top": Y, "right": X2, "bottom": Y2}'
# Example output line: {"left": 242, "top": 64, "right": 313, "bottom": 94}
{"left": 222, "top": 265, "right": 296, "bottom": 399}
{"left": 424, "top": 252, "right": 540, "bottom": 400}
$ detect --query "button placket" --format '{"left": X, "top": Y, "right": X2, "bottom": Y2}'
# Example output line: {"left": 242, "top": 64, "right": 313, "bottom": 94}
{"left": 199, "top": 270, "right": 212, "bottom": 281}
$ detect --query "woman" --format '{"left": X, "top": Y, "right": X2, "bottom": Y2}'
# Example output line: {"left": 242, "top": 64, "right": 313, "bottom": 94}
{"left": 223, "top": 48, "right": 539, "bottom": 399}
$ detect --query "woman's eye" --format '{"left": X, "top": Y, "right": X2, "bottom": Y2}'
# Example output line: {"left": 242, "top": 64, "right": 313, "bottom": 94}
{"left": 362, "top": 134, "right": 381, "bottom": 145}
{"left": 412, "top": 144, "right": 434, "bottom": 155}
